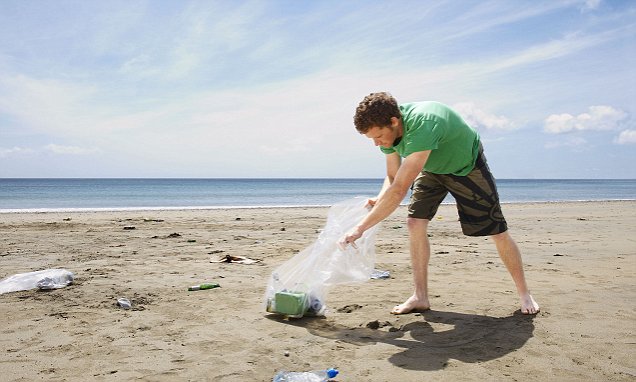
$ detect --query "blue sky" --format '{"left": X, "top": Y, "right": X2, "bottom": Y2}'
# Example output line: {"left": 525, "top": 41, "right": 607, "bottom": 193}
{"left": 0, "top": 0, "right": 634, "bottom": 179}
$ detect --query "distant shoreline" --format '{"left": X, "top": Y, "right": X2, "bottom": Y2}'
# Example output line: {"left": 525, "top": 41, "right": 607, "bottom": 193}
{"left": 1, "top": 198, "right": 634, "bottom": 214}
{"left": 2, "top": 178, "right": 634, "bottom": 212}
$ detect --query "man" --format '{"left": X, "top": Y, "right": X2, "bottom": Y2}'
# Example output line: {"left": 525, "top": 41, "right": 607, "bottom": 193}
{"left": 340, "top": 92, "right": 539, "bottom": 315}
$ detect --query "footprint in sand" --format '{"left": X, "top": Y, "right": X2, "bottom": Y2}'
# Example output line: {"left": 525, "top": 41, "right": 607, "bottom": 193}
{"left": 337, "top": 304, "right": 363, "bottom": 313}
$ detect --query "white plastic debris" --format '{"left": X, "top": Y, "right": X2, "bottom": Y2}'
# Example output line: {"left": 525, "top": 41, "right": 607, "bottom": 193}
{"left": 0, "top": 269, "right": 75, "bottom": 294}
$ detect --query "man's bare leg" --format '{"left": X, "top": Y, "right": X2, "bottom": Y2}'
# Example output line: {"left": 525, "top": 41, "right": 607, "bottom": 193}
{"left": 491, "top": 231, "right": 540, "bottom": 314}
{"left": 392, "top": 217, "right": 432, "bottom": 314}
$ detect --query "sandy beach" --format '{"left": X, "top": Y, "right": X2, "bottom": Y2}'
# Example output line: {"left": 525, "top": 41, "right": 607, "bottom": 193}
{"left": 0, "top": 201, "right": 634, "bottom": 381}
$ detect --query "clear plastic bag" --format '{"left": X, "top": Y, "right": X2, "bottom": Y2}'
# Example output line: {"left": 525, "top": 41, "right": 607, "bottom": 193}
{"left": 264, "top": 197, "right": 379, "bottom": 318}
{"left": 0, "top": 269, "right": 75, "bottom": 294}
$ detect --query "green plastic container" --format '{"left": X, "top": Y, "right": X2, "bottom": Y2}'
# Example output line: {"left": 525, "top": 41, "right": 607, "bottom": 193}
{"left": 274, "top": 291, "right": 308, "bottom": 317}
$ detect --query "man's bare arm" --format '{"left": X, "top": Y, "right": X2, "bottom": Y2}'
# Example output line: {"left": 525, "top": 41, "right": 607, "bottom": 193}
{"left": 341, "top": 150, "right": 431, "bottom": 246}
{"left": 370, "top": 153, "right": 401, "bottom": 206}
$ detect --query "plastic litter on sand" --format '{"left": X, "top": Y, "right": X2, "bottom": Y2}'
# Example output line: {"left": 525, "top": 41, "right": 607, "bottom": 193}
{"left": 117, "top": 298, "right": 132, "bottom": 309}
{"left": 264, "top": 197, "right": 379, "bottom": 319}
{"left": 370, "top": 269, "right": 390, "bottom": 279}
{"left": 188, "top": 283, "right": 221, "bottom": 291}
{"left": 273, "top": 368, "right": 338, "bottom": 381}
{"left": 0, "top": 269, "right": 75, "bottom": 294}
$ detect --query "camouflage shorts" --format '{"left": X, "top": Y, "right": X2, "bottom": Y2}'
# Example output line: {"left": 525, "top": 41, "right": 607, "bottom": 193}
{"left": 408, "top": 146, "right": 508, "bottom": 236}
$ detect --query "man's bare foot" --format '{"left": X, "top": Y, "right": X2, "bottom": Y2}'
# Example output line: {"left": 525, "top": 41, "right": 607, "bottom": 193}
{"left": 391, "top": 295, "right": 430, "bottom": 315}
{"left": 520, "top": 294, "right": 540, "bottom": 315}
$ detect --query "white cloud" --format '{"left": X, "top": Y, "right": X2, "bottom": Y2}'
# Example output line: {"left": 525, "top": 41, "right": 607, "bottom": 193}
{"left": 544, "top": 105, "right": 627, "bottom": 134}
{"left": 581, "top": 0, "right": 602, "bottom": 12}
{"left": 545, "top": 136, "right": 588, "bottom": 149}
{"left": 452, "top": 102, "right": 515, "bottom": 131}
{"left": 258, "top": 137, "right": 321, "bottom": 155}
{"left": 489, "top": 29, "right": 617, "bottom": 74}
{"left": 441, "top": 1, "right": 578, "bottom": 42}
{"left": 1, "top": 1, "right": 633, "bottom": 178}
{"left": 0, "top": 74, "right": 98, "bottom": 136}
{"left": 1, "top": 144, "right": 100, "bottom": 158}
{"left": 113, "top": 1, "right": 269, "bottom": 81}
{"left": 0, "top": 146, "right": 34, "bottom": 158}
{"left": 615, "top": 130, "right": 636, "bottom": 145}
{"left": 44, "top": 144, "right": 101, "bottom": 155}
{"left": 119, "top": 54, "right": 157, "bottom": 77}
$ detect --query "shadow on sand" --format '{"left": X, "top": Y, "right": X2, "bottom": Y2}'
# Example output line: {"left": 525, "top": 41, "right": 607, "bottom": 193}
{"left": 267, "top": 309, "right": 535, "bottom": 371}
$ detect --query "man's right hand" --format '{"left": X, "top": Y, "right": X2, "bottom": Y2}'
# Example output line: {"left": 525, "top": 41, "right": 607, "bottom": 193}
{"left": 338, "top": 226, "right": 364, "bottom": 250}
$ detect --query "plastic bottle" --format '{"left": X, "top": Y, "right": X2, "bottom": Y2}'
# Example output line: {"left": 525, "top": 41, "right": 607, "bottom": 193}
{"left": 273, "top": 368, "right": 338, "bottom": 382}
{"left": 187, "top": 283, "right": 220, "bottom": 291}
{"left": 117, "top": 298, "right": 132, "bottom": 309}
{"left": 35, "top": 269, "right": 75, "bottom": 290}
{"left": 0, "top": 269, "right": 75, "bottom": 295}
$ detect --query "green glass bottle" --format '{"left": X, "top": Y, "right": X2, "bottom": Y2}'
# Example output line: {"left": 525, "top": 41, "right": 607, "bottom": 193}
{"left": 188, "top": 283, "right": 220, "bottom": 291}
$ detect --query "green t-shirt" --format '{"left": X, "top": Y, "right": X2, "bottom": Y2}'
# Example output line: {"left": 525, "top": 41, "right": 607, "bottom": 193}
{"left": 380, "top": 101, "right": 481, "bottom": 176}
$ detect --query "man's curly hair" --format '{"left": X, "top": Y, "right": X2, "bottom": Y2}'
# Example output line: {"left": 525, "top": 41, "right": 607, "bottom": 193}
{"left": 353, "top": 92, "right": 401, "bottom": 133}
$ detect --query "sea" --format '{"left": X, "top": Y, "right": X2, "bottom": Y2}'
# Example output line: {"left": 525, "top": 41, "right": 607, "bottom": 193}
{"left": 0, "top": 178, "right": 635, "bottom": 213}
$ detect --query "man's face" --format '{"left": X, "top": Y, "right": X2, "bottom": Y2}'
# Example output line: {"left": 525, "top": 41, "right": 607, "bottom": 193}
{"left": 364, "top": 123, "right": 398, "bottom": 148}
